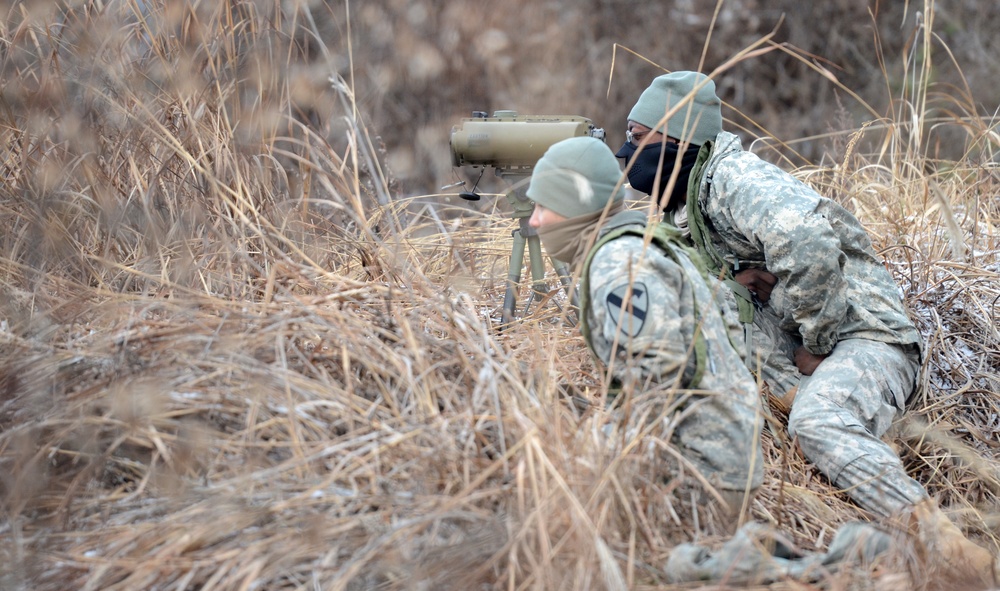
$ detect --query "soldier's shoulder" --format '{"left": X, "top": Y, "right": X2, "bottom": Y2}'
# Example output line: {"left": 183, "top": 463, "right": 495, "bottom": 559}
{"left": 592, "top": 232, "right": 647, "bottom": 262}
{"left": 590, "top": 238, "right": 688, "bottom": 302}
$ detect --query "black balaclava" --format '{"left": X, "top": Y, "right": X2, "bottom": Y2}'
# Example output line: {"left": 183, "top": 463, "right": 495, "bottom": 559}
{"left": 616, "top": 140, "right": 700, "bottom": 213}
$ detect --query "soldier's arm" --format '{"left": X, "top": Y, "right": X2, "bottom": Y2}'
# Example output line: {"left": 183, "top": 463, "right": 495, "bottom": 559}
{"left": 588, "top": 238, "right": 693, "bottom": 384}
{"left": 713, "top": 159, "right": 848, "bottom": 355}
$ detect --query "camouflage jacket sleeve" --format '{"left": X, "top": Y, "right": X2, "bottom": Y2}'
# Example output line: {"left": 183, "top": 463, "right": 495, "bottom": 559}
{"left": 708, "top": 150, "right": 848, "bottom": 355}
{"left": 585, "top": 234, "right": 697, "bottom": 387}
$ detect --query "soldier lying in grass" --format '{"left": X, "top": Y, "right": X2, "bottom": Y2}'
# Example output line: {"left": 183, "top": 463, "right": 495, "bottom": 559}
{"left": 616, "top": 70, "right": 997, "bottom": 589}
{"left": 526, "top": 135, "right": 763, "bottom": 519}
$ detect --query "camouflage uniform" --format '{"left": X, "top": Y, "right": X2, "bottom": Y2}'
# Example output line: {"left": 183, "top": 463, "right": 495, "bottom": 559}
{"left": 582, "top": 209, "right": 764, "bottom": 493}
{"left": 689, "top": 131, "right": 925, "bottom": 517}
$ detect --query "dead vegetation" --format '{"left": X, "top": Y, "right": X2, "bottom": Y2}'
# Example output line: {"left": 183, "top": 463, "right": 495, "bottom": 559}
{"left": 0, "top": 1, "right": 998, "bottom": 590}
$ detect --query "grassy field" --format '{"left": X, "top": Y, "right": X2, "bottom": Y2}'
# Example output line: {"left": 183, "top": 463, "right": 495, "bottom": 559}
{"left": 1, "top": 1, "right": 998, "bottom": 589}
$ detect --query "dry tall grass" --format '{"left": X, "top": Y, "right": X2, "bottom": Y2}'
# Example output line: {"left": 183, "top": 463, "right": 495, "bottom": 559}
{"left": 1, "top": 1, "right": 998, "bottom": 590}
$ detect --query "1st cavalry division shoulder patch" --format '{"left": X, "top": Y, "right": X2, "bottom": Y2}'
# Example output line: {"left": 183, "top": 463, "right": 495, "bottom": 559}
{"left": 606, "top": 282, "right": 648, "bottom": 338}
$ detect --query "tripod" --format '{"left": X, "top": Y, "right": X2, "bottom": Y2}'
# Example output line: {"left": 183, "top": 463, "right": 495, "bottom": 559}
{"left": 497, "top": 173, "right": 576, "bottom": 327}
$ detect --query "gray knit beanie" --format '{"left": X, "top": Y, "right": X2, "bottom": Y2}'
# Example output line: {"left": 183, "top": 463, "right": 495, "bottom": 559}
{"left": 627, "top": 71, "right": 723, "bottom": 146}
{"left": 526, "top": 136, "right": 625, "bottom": 218}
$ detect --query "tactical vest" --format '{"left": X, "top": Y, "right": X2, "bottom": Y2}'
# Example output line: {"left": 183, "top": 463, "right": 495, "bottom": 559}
{"left": 685, "top": 141, "right": 755, "bottom": 325}
{"left": 578, "top": 222, "right": 711, "bottom": 389}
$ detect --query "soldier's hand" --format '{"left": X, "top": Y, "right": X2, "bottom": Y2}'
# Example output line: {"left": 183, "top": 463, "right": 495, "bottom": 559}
{"left": 793, "top": 346, "right": 828, "bottom": 376}
{"left": 734, "top": 268, "right": 778, "bottom": 303}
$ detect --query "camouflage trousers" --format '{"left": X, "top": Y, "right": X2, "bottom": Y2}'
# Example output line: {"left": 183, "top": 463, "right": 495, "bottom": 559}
{"left": 749, "top": 306, "right": 927, "bottom": 517}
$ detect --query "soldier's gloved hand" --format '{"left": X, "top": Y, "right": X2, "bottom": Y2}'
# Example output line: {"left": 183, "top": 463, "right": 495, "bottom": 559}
{"left": 734, "top": 268, "right": 778, "bottom": 303}
{"left": 793, "top": 346, "right": 828, "bottom": 376}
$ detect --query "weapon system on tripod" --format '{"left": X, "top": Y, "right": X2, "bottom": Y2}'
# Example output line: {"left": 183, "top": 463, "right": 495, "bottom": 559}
{"left": 448, "top": 110, "right": 606, "bottom": 326}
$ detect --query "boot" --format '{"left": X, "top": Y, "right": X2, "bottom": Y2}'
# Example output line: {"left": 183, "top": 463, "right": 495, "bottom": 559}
{"left": 907, "top": 499, "right": 997, "bottom": 590}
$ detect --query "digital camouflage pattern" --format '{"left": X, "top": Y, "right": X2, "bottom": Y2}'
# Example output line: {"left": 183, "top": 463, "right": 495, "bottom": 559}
{"left": 690, "top": 131, "right": 926, "bottom": 516}
{"left": 581, "top": 210, "right": 764, "bottom": 492}
{"left": 787, "top": 337, "right": 925, "bottom": 515}
{"left": 666, "top": 520, "right": 893, "bottom": 585}
{"left": 694, "top": 132, "right": 921, "bottom": 357}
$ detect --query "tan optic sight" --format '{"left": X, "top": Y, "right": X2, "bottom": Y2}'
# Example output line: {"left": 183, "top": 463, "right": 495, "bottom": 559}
{"left": 450, "top": 111, "right": 605, "bottom": 171}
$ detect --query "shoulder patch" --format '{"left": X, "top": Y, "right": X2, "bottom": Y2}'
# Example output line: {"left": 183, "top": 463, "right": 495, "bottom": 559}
{"left": 606, "top": 281, "right": 648, "bottom": 338}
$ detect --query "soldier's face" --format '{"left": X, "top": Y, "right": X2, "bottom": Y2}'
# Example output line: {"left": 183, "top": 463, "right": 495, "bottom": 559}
{"left": 528, "top": 204, "right": 567, "bottom": 229}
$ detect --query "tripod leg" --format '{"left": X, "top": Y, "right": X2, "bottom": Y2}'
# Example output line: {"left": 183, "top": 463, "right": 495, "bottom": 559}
{"left": 551, "top": 258, "right": 579, "bottom": 324}
{"left": 523, "top": 232, "right": 548, "bottom": 316}
{"left": 551, "top": 259, "right": 575, "bottom": 300}
{"left": 502, "top": 228, "right": 526, "bottom": 326}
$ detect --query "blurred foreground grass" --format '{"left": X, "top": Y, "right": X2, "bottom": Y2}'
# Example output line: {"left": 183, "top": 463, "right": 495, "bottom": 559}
{"left": 1, "top": 2, "right": 998, "bottom": 589}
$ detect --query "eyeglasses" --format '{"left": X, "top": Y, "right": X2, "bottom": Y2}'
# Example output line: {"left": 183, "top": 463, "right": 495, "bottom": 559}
{"left": 626, "top": 128, "right": 676, "bottom": 146}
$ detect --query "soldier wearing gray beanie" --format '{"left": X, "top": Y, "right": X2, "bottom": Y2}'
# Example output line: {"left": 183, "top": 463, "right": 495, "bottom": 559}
{"left": 615, "top": 71, "right": 723, "bottom": 212}
{"left": 525, "top": 136, "right": 624, "bottom": 219}
{"left": 615, "top": 68, "right": 997, "bottom": 589}
{"left": 524, "top": 136, "right": 626, "bottom": 265}
{"left": 526, "top": 136, "right": 765, "bottom": 513}
{"left": 627, "top": 71, "right": 722, "bottom": 146}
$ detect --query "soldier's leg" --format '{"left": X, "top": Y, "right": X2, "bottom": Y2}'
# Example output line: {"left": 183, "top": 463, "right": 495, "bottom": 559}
{"left": 666, "top": 384, "right": 765, "bottom": 532}
{"left": 669, "top": 384, "right": 765, "bottom": 494}
{"left": 786, "top": 340, "right": 997, "bottom": 586}
{"left": 786, "top": 338, "right": 926, "bottom": 517}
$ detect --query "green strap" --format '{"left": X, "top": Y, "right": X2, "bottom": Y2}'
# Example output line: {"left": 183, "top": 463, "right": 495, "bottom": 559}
{"left": 686, "top": 142, "right": 755, "bottom": 325}
{"left": 579, "top": 223, "right": 708, "bottom": 389}
{"left": 725, "top": 279, "right": 755, "bottom": 325}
